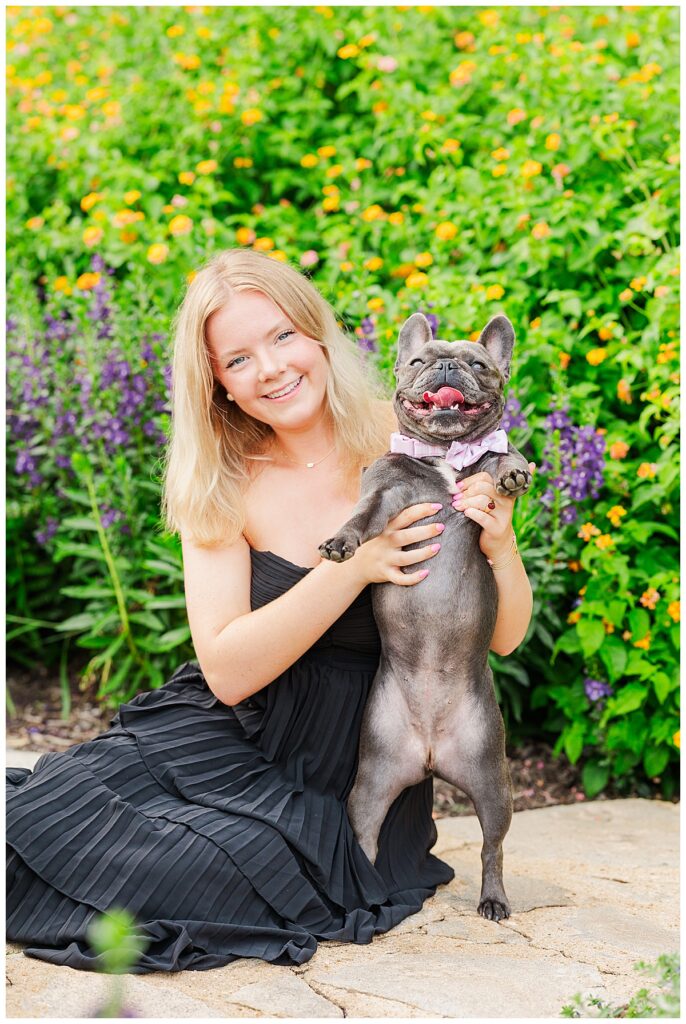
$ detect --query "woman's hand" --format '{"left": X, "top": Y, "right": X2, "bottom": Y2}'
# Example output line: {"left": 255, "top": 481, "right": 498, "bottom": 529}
{"left": 354, "top": 502, "right": 445, "bottom": 586}
{"left": 450, "top": 463, "right": 536, "bottom": 562}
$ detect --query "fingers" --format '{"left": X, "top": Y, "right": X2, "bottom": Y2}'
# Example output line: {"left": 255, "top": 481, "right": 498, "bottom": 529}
{"left": 389, "top": 502, "right": 443, "bottom": 529}
{"left": 389, "top": 566, "right": 431, "bottom": 586}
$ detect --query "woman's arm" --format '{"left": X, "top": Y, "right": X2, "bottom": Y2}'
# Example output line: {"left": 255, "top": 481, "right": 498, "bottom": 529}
{"left": 182, "top": 502, "right": 444, "bottom": 705}
{"left": 488, "top": 551, "right": 533, "bottom": 656}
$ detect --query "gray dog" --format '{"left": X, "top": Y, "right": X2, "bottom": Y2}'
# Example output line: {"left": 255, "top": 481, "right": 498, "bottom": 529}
{"left": 319, "top": 312, "right": 531, "bottom": 922}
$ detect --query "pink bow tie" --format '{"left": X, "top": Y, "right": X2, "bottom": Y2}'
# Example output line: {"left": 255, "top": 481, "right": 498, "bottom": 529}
{"left": 390, "top": 429, "right": 509, "bottom": 471}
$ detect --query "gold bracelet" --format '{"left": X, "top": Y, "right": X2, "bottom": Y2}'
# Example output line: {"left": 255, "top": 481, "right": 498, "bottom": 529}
{"left": 487, "top": 532, "right": 518, "bottom": 571}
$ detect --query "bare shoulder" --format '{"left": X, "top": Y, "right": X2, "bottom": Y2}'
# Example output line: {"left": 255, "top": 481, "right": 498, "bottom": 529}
{"left": 181, "top": 532, "right": 252, "bottom": 671}
{"left": 376, "top": 398, "right": 397, "bottom": 432}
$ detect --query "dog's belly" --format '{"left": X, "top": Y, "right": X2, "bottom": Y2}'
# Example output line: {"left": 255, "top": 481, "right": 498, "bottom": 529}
{"left": 371, "top": 514, "right": 498, "bottom": 672}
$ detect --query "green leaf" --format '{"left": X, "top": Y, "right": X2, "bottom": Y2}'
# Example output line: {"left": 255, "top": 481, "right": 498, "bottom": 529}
{"left": 55, "top": 612, "right": 98, "bottom": 632}
{"left": 652, "top": 671, "right": 671, "bottom": 704}
{"left": 142, "top": 559, "right": 184, "bottom": 580}
{"left": 629, "top": 607, "right": 650, "bottom": 639}
{"left": 563, "top": 721, "right": 585, "bottom": 765}
{"left": 128, "top": 610, "right": 165, "bottom": 630}
{"left": 582, "top": 760, "right": 609, "bottom": 798}
{"left": 71, "top": 452, "right": 92, "bottom": 476}
{"left": 599, "top": 638, "right": 628, "bottom": 682}
{"left": 552, "top": 630, "right": 582, "bottom": 660}
{"left": 643, "top": 745, "right": 670, "bottom": 779}
{"left": 139, "top": 595, "right": 187, "bottom": 610}
{"left": 603, "top": 683, "right": 648, "bottom": 721}
{"left": 61, "top": 516, "right": 100, "bottom": 532}
{"left": 576, "top": 618, "right": 606, "bottom": 658}
{"left": 60, "top": 585, "right": 115, "bottom": 599}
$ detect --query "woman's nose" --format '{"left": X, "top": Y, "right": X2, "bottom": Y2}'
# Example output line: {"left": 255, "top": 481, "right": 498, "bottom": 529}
{"left": 257, "top": 352, "right": 286, "bottom": 381}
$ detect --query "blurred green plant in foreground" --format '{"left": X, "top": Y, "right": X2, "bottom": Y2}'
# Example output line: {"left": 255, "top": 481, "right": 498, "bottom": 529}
{"left": 561, "top": 953, "right": 680, "bottom": 1018}
{"left": 87, "top": 908, "right": 148, "bottom": 1017}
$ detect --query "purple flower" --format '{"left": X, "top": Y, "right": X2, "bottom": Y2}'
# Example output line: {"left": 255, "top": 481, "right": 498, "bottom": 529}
{"left": 35, "top": 517, "right": 58, "bottom": 546}
{"left": 416, "top": 307, "right": 439, "bottom": 338}
{"left": 584, "top": 678, "right": 613, "bottom": 702}
{"left": 541, "top": 405, "right": 606, "bottom": 519}
{"left": 501, "top": 394, "right": 527, "bottom": 432}
{"left": 358, "top": 315, "right": 377, "bottom": 352}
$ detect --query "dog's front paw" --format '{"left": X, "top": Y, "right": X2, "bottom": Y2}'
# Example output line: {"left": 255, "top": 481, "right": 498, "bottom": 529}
{"left": 496, "top": 467, "right": 531, "bottom": 497}
{"left": 318, "top": 533, "right": 359, "bottom": 562}
{"left": 477, "top": 897, "right": 510, "bottom": 923}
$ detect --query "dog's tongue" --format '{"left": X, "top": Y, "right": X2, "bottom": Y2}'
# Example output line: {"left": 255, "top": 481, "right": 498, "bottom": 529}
{"left": 423, "top": 386, "right": 465, "bottom": 408}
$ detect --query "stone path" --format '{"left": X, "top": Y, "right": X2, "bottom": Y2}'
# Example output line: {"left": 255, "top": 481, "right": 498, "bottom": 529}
{"left": 6, "top": 748, "right": 679, "bottom": 1018}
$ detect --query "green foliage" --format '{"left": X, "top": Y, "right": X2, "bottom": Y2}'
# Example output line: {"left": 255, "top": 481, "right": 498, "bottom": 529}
{"left": 561, "top": 953, "right": 680, "bottom": 1018}
{"left": 6, "top": 6, "right": 680, "bottom": 792}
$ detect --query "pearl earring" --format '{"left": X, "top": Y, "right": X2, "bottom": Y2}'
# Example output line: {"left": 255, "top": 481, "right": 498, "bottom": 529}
{"left": 226, "top": 391, "right": 234, "bottom": 401}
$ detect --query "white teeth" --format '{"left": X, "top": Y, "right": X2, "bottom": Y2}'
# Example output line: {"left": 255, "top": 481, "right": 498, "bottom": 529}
{"left": 265, "top": 377, "right": 301, "bottom": 399}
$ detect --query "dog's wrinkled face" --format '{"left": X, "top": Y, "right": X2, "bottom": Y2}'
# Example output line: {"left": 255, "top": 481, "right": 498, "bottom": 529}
{"left": 392, "top": 313, "right": 515, "bottom": 443}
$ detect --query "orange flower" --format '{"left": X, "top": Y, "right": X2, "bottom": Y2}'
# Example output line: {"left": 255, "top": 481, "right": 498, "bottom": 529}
{"left": 673, "top": 730, "right": 680, "bottom": 749}
{"left": 195, "top": 159, "right": 218, "bottom": 175}
{"left": 76, "top": 272, "right": 101, "bottom": 290}
{"left": 520, "top": 159, "right": 542, "bottom": 178}
{"left": 630, "top": 275, "right": 647, "bottom": 291}
{"left": 178, "top": 171, "right": 196, "bottom": 185}
{"left": 268, "top": 250, "right": 287, "bottom": 262}
{"left": 80, "top": 192, "right": 102, "bottom": 212}
{"left": 609, "top": 441, "right": 629, "bottom": 459}
{"left": 241, "top": 108, "right": 263, "bottom": 126}
{"left": 552, "top": 163, "right": 571, "bottom": 180}
{"left": 531, "top": 221, "right": 550, "bottom": 239}
{"left": 367, "top": 297, "right": 384, "bottom": 311}
{"left": 53, "top": 276, "right": 71, "bottom": 294}
{"left": 606, "top": 505, "right": 627, "bottom": 527}
{"left": 318, "top": 145, "right": 337, "bottom": 158}
{"left": 507, "top": 108, "right": 526, "bottom": 125}
{"left": 617, "top": 379, "right": 632, "bottom": 403}
{"left": 637, "top": 462, "right": 657, "bottom": 479}
{"left": 337, "top": 43, "right": 359, "bottom": 59}
{"left": 667, "top": 601, "right": 680, "bottom": 623}
{"left": 586, "top": 348, "right": 608, "bottom": 366}
{"left": 529, "top": 316, "right": 541, "bottom": 329}
{"left": 362, "top": 204, "right": 386, "bottom": 222}
{"left": 391, "top": 263, "right": 415, "bottom": 279}
{"left": 491, "top": 147, "right": 510, "bottom": 161}
{"left": 146, "top": 243, "right": 169, "bottom": 264}
{"left": 595, "top": 534, "right": 614, "bottom": 550}
{"left": 640, "top": 588, "right": 661, "bottom": 609}
{"left": 300, "top": 154, "right": 318, "bottom": 168}
{"left": 633, "top": 632, "right": 651, "bottom": 650}
{"left": 492, "top": 164, "right": 508, "bottom": 177}
{"left": 578, "top": 522, "right": 601, "bottom": 542}
{"left": 545, "top": 133, "right": 561, "bottom": 151}
{"left": 486, "top": 284, "right": 504, "bottom": 300}
{"left": 406, "top": 272, "right": 428, "bottom": 288}
{"left": 340, "top": 261, "right": 354, "bottom": 272}
{"left": 414, "top": 252, "right": 433, "bottom": 268}
{"left": 364, "top": 257, "right": 384, "bottom": 271}
{"left": 654, "top": 285, "right": 670, "bottom": 298}
{"left": 559, "top": 352, "right": 571, "bottom": 369}
{"left": 253, "top": 237, "right": 274, "bottom": 251}
{"left": 123, "top": 190, "right": 141, "bottom": 205}
{"left": 454, "top": 31, "right": 475, "bottom": 49}
{"left": 567, "top": 610, "right": 581, "bottom": 624}
{"left": 388, "top": 212, "right": 404, "bottom": 225}
{"left": 322, "top": 196, "right": 340, "bottom": 212}
{"left": 169, "top": 214, "right": 193, "bottom": 236}
{"left": 82, "top": 226, "right": 103, "bottom": 247}
{"left": 619, "top": 288, "right": 633, "bottom": 302}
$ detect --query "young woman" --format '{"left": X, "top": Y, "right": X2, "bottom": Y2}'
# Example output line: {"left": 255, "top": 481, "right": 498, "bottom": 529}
{"left": 7, "top": 249, "right": 533, "bottom": 973}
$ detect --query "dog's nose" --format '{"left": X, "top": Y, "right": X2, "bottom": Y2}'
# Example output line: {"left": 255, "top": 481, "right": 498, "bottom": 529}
{"left": 434, "top": 359, "right": 458, "bottom": 372}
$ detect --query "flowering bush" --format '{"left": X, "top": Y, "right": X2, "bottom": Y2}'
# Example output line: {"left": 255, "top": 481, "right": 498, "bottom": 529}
{"left": 7, "top": 5, "right": 679, "bottom": 794}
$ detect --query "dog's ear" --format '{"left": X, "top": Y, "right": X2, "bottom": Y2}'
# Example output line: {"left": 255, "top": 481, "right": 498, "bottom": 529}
{"left": 477, "top": 315, "right": 515, "bottom": 383}
{"left": 394, "top": 313, "right": 433, "bottom": 377}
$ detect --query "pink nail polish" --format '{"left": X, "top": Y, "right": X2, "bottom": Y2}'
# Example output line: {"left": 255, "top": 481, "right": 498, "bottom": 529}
{"left": 436, "top": 523, "right": 445, "bottom": 533}
{"left": 419, "top": 569, "right": 430, "bottom": 578}
{"left": 431, "top": 503, "right": 443, "bottom": 510}
{"left": 431, "top": 543, "right": 441, "bottom": 552}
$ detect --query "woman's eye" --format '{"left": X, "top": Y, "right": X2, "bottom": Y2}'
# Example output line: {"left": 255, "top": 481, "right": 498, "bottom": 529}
{"left": 226, "top": 355, "right": 247, "bottom": 369}
{"left": 277, "top": 329, "right": 295, "bottom": 343}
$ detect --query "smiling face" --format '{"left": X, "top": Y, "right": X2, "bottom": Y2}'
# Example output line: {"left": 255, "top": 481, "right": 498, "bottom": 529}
{"left": 205, "top": 289, "right": 331, "bottom": 431}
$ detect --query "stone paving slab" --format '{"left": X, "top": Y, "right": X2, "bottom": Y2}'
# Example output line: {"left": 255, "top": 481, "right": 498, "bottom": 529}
{"left": 5, "top": 746, "right": 679, "bottom": 1018}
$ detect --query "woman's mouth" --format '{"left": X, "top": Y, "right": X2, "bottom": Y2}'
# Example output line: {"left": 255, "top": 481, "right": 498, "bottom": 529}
{"left": 263, "top": 376, "right": 303, "bottom": 401}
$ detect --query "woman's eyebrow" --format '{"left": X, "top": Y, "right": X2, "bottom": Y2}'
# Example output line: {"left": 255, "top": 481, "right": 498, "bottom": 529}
{"left": 218, "top": 318, "right": 292, "bottom": 360}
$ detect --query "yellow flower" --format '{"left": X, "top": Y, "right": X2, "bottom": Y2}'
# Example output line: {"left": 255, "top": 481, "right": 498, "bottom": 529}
{"left": 186, "top": 269, "right": 197, "bottom": 284}
{"left": 300, "top": 154, "right": 318, "bottom": 168}
{"left": 478, "top": 9, "right": 499, "bottom": 28}
{"left": 361, "top": 204, "right": 385, "bottom": 222}
{"left": 364, "top": 257, "right": 384, "bottom": 271}
{"left": 326, "top": 163, "right": 343, "bottom": 178}
{"left": 25, "top": 216, "right": 44, "bottom": 230}
{"left": 318, "top": 145, "right": 337, "bottom": 158}
{"left": 531, "top": 221, "right": 550, "bottom": 239}
{"left": 673, "top": 730, "right": 680, "bottom": 749}
{"left": 578, "top": 522, "right": 601, "bottom": 542}
{"left": 355, "top": 157, "right": 372, "bottom": 170}
{"left": 82, "top": 226, "right": 103, "bottom": 247}
{"left": 391, "top": 263, "right": 415, "bottom": 280}
{"left": 322, "top": 184, "right": 339, "bottom": 196}
{"left": 586, "top": 348, "right": 608, "bottom": 366}
{"left": 173, "top": 52, "right": 201, "bottom": 71}
{"left": 654, "top": 285, "right": 670, "bottom": 298}
{"left": 367, "top": 297, "right": 385, "bottom": 310}
{"left": 234, "top": 157, "right": 253, "bottom": 168}
{"left": 492, "top": 164, "right": 507, "bottom": 177}
{"left": 119, "top": 229, "right": 137, "bottom": 244}
{"left": 241, "top": 108, "right": 263, "bottom": 126}
{"left": 630, "top": 275, "right": 647, "bottom": 291}
{"left": 267, "top": 250, "right": 287, "bottom": 262}
{"left": 178, "top": 171, "right": 196, "bottom": 185}
{"left": 486, "top": 284, "right": 504, "bottom": 300}
{"left": 454, "top": 31, "right": 475, "bottom": 50}
{"left": 637, "top": 462, "right": 657, "bottom": 479}
{"left": 102, "top": 100, "right": 121, "bottom": 119}
{"left": 415, "top": 252, "right": 433, "bottom": 268}
{"left": 507, "top": 107, "right": 526, "bottom": 125}
{"left": 595, "top": 534, "right": 614, "bottom": 550}
{"left": 406, "top": 272, "right": 428, "bottom": 288}
{"left": 567, "top": 610, "right": 582, "bottom": 624}
{"left": 169, "top": 214, "right": 193, "bottom": 236}
{"left": 253, "top": 237, "right": 274, "bottom": 251}
{"left": 606, "top": 505, "right": 627, "bottom": 527}
{"left": 234, "top": 227, "right": 255, "bottom": 246}
{"left": 441, "top": 139, "right": 461, "bottom": 153}
{"left": 545, "top": 133, "right": 561, "bottom": 150}
{"left": 626, "top": 30, "right": 640, "bottom": 48}
{"left": 667, "top": 601, "right": 680, "bottom": 623}
{"left": 76, "top": 272, "right": 101, "bottom": 290}
{"left": 559, "top": 352, "right": 571, "bottom": 369}
{"left": 619, "top": 288, "right": 633, "bottom": 302}
{"left": 388, "top": 212, "right": 404, "bottom": 225}
{"left": 112, "top": 209, "right": 139, "bottom": 227}
{"left": 80, "top": 192, "right": 101, "bottom": 212}
{"left": 633, "top": 632, "right": 651, "bottom": 650}
{"left": 53, "top": 276, "right": 71, "bottom": 293}
{"left": 340, "top": 260, "right": 354, "bottom": 272}
{"left": 146, "top": 244, "right": 169, "bottom": 265}
{"left": 435, "top": 221, "right": 457, "bottom": 240}
{"left": 166, "top": 24, "right": 185, "bottom": 38}
{"left": 521, "top": 159, "right": 542, "bottom": 178}
{"left": 337, "top": 43, "right": 360, "bottom": 59}
{"left": 195, "top": 159, "right": 218, "bottom": 175}
{"left": 123, "top": 190, "right": 141, "bottom": 205}
{"left": 322, "top": 196, "right": 340, "bottom": 212}
{"left": 491, "top": 147, "right": 510, "bottom": 161}
{"left": 602, "top": 618, "right": 615, "bottom": 634}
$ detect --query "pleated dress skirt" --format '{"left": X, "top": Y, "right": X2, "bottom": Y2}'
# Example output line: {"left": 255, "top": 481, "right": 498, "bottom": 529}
{"left": 6, "top": 549, "right": 454, "bottom": 972}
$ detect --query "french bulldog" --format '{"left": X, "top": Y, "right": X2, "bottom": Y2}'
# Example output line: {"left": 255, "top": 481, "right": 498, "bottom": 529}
{"left": 319, "top": 312, "right": 531, "bottom": 922}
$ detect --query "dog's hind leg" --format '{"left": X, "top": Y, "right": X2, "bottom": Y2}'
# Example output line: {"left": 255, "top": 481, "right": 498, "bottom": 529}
{"left": 435, "top": 694, "right": 513, "bottom": 922}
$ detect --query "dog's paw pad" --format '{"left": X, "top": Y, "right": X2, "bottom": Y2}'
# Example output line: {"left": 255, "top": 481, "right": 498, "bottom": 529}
{"left": 477, "top": 898, "right": 510, "bottom": 923}
{"left": 318, "top": 536, "right": 358, "bottom": 562}
{"left": 496, "top": 468, "right": 531, "bottom": 497}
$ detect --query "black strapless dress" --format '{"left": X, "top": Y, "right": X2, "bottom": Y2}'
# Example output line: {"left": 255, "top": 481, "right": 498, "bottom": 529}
{"left": 6, "top": 549, "right": 454, "bottom": 973}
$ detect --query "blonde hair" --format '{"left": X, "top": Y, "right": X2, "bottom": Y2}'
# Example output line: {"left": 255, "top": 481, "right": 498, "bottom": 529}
{"left": 162, "top": 248, "right": 392, "bottom": 546}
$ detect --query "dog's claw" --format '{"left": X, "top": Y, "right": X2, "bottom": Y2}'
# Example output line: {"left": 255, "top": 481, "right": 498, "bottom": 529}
{"left": 318, "top": 535, "right": 358, "bottom": 562}
{"left": 496, "top": 467, "right": 531, "bottom": 497}
{"left": 477, "top": 898, "right": 510, "bottom": 923}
